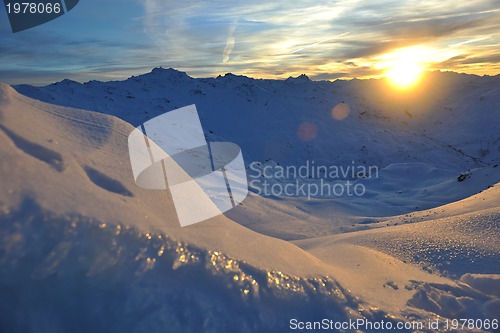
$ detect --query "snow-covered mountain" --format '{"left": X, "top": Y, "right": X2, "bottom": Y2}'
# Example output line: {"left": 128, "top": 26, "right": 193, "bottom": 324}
{"left": 1, "top": 70, "right": 499, "bottom": 333}
{"left": 15, "top": 68, "right": 500, "bottom": 169}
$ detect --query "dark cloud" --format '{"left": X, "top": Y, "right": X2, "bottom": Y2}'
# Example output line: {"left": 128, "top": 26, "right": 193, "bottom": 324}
{"left": 438, "top": 54, "right": 500, "bottom": 69}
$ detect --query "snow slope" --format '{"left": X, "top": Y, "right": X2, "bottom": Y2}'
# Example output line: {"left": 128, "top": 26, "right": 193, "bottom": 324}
{"left": 1, "top": 69, "right": 499, "bottom": 333}
{"left": 294, "top": 185, "right": 500, "bottom": 321}
{"left": 225, "top": 162, "right": 499, "bottom": 240}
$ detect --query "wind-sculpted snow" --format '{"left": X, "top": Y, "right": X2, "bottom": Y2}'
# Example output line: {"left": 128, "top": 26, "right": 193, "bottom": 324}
{"left": 348, "top": 210, "right": 500, "bottom": 278}
{"left": 0, "top": 200, "right": 409, "bottom": 333}
{"left": 0, "top": 124, "right": 65, "bottom": 172}
{"left": 408, "top": 279, "right": 499, "bottom": 320}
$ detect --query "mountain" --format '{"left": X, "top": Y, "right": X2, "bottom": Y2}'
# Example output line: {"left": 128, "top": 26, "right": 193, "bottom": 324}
{"left": 15, "top": 69, "right": 500, "bottom": 169}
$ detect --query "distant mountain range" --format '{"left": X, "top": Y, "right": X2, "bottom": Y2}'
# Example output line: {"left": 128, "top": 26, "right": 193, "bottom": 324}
{"left": 14, "top": 68, "right": 499, "bottom": 171}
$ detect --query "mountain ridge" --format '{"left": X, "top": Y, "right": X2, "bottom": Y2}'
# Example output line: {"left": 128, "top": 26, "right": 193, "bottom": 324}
{"left": 12, "top": 69, "right": 500, "bottom": 170}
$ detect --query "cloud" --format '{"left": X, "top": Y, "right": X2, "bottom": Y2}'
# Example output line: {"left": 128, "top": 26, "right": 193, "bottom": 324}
{"left": 137, "top": 0, "right": 499, "bottom": 79}
{"left": 222, "top": 20, "right": 237, "bottom": 63}
{"left": 0, "top": 0, "right": 498, "bottom": 84}
{"left": 436, "top": 53, "right": 500, "bottom": 74}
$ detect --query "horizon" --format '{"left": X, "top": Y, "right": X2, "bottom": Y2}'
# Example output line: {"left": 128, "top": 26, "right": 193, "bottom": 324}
{"left": 1, "top": 0, "right": 499, "bottom": 85}
{"left": 9, "top": 67, "right": 500, "bottom": 88}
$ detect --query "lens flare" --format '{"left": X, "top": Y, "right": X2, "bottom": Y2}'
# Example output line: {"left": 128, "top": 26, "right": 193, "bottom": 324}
{"left": 297, "top": 122, "right": 318, "bottom": 142}
{"left": 331, "top": 103, "right": 350, "bottom": 121}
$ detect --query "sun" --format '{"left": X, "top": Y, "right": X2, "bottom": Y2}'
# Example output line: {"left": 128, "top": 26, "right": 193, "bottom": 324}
{"left": 382, "top": 47, "right": 427, "bottom": 89}
{"left": 387, "top": 58, "right": 422, "bottom": 88}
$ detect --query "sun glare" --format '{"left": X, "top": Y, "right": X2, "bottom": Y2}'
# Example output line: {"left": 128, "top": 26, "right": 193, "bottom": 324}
{"left": 387, "top": 58, "right": 422, "bottom": 88}
{"left": 380, "top": 47, "right": 427, "bottom": 89}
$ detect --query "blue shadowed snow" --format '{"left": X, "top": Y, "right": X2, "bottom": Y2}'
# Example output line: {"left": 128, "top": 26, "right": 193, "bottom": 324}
{"left": 0, "top": 199, "right": 410, "bottom": 333}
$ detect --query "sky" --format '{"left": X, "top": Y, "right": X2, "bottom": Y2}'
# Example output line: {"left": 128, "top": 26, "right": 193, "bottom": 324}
{"left": 0, "top": 0, "right": 499, "bottom": 85}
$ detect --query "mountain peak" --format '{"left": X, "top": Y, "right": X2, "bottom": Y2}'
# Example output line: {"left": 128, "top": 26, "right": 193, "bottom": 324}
{"left": 52, "top": 78, "right": 80, "bottom": 86}
{"left": 286, "top": 74, "right": 310, "bottom": 82}
{"left": 150, "top": 67, "right": 189, "bottom": 77}
{"left": 216, "top": 73, "right": 251, "bottom": 80}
